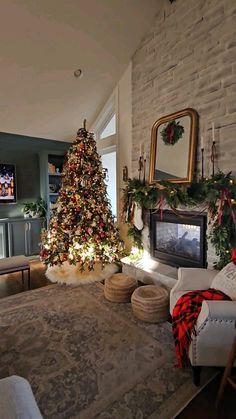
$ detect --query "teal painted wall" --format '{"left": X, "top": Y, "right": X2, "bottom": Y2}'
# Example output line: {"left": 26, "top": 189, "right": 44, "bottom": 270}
{"left": 0, "top": 132, "right": 70, "bottom": 218}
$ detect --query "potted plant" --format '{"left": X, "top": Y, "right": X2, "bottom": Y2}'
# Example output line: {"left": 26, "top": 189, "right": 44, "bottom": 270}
{"left": 23, "top": 198, "right": 47, "bottom": 218}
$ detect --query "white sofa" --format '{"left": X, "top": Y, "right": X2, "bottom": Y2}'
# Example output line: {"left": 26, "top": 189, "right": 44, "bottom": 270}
{"left": 170, "top": 267, "right": 236, "bottom": 385}
{"left": 0, "top": 375, "right": 43, "bottom": 419}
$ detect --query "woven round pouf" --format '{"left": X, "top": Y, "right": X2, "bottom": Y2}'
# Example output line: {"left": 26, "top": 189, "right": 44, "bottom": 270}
{"left": 131, "top": 285, "right": 169, "bottom": 323}
{"left": 104, "top": 273, "right": 138, "bottom": 303}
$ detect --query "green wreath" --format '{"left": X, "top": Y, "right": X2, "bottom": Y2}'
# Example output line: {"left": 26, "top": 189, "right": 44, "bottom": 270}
{"left": 161, "top": 120, "right": 184, "bottom": 146}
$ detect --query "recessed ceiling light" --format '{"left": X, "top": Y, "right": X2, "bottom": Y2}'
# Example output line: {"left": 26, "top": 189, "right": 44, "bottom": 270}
{"left": 74, "top": 69, "right": 83, "bottom": 78}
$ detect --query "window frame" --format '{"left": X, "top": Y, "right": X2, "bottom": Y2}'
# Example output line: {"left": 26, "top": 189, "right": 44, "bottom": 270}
{"left": 91, "top": 90, "right": 119, "bottom": 220}
{"left": 98, "top": 113, "right": 116, "bottom": 141}
{"left": 100, "top": 145, "right": 117, "bottom": 219}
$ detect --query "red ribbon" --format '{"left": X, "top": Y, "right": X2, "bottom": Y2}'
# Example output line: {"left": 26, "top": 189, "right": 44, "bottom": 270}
{"left": 218, "top": 189, "right": 226, "bottom": 225}
{"left": 218, "top": 188, "right": 236, "bottom": 225}
{"left": 227, "top": 196, "right": 236, "bottom": 225}
{"left": 157, "top": 194, "right": 164, "bottom": 220}
{"left": 231, "top": 248, "right": 236, "bottom": 264}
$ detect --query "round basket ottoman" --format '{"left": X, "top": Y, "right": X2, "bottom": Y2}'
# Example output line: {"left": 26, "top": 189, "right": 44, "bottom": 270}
{"left": 131, "top": 285, "right": 169, "bottom": 323}
{"left": 104, "top": 273, "right": 137, "bottom": 303}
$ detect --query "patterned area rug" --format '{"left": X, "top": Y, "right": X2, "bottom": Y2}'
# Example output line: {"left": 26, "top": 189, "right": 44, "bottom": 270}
{"left": 0, "top": 283, "right": 216, "bottom": 419}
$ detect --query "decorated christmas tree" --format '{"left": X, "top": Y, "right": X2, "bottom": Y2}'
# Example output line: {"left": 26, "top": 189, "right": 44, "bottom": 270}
{"left": 40, "top": 122, "right": 123, "bottom": 273}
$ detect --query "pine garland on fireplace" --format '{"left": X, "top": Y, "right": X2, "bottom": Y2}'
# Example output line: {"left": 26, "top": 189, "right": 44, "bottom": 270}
{"left": 123, "top": 172, "right": 236, "bottom": 269}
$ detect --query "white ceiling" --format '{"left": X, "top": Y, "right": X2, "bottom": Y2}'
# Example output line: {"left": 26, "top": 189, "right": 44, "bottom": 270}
{"left": 0, "top": 0, "right": 161, "bottom": 142}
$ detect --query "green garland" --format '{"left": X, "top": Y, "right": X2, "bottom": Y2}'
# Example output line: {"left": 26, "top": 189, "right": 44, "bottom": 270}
{"left": 123, "top": 172, "right": 236, "bottom": 269}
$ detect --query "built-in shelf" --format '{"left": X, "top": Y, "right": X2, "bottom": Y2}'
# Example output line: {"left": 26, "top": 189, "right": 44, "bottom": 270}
{"left": 48, "top": 154, "right": 64, "bottom": 210}
{"left": 39, "top": 149, "right": 67, "bottom": 225}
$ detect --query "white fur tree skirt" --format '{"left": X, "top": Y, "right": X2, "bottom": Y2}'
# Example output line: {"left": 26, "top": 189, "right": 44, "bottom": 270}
{"left": 46, "top": 262, "right": 119, "bottom": 285}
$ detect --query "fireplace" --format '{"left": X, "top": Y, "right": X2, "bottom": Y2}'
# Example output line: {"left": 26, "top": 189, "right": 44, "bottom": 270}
{"left": 150, "top": 210, "right": 207, "bottom": 268}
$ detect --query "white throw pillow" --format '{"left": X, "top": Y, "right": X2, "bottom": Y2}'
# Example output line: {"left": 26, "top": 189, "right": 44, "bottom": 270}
{"left": 211, "top": 262, "right": 236, "bottom": 300}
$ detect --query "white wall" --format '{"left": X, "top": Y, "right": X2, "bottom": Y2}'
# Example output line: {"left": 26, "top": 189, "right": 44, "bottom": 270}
{"left": 91, "top": 63, "right": 132, "bottom": 218}
{"left": 117, "top": 62, "right": 132, "bottom": 199}
{"left": 90, "top": 63, "right": 132, "bottom": 246}
{"left": 132, "top": 0, "right": 236, "bottom": 179}
{"left": 132, "top": 0, "right": 236, "bottom": 266}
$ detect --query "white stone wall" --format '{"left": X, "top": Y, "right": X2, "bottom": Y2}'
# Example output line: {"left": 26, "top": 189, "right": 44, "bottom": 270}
{"left": 132, "top": 0, "right": 236, "bottom": 267}
{"left": 132, "top": 0, "right": 236, "bottom": 178}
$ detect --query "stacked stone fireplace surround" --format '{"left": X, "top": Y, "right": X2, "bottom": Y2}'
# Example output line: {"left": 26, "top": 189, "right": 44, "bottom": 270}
{"left": 123, "top": 0, "right": 236, "bottom": 290}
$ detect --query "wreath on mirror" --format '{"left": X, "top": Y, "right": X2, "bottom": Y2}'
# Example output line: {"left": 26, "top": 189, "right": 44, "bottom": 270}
{"left": 161, "top": 120, "right": 185, "bottom": 146}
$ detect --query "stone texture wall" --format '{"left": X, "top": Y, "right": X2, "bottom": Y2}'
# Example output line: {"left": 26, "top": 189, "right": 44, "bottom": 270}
{"left": 132, "top": 0, "right": 236, "bottom": 178}
{"left": 132, "top": 0, "right": 236, "bottom": 267}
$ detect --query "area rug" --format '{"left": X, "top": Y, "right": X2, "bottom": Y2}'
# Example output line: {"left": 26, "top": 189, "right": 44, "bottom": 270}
{"left": 0, "top": 283, "right": 216, "bottom": 419}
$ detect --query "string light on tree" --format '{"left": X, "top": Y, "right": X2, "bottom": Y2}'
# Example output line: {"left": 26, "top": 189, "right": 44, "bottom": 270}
{"left": 40, "top": 120, "right": 123, "bottom": 272}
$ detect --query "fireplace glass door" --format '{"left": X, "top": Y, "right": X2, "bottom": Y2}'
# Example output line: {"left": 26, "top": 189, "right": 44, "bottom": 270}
{"left": 150, "top": 211, "right": 206, "bottom": 268}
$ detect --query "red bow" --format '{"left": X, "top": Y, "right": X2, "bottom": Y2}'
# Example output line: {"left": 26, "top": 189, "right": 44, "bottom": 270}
{"left": 218, "top": 189, "right": 227, "bottom": 225}
{"left": 218, "top": 188, "right": 236, "bottom": 225}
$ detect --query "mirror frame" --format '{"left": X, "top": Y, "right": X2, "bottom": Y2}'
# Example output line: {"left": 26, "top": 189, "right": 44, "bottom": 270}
{"left": 149, "top": 108, "right": 198, "bottom": 184}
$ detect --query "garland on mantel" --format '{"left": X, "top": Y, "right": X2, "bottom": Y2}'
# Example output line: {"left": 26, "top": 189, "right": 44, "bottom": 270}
{"left": 123, "top": 172, "right": 236, "bottom": 270}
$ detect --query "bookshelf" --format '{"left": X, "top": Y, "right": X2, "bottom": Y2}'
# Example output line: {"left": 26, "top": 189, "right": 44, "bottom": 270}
{"left": 40, "top": 151, "right": 66, "bottom": 224}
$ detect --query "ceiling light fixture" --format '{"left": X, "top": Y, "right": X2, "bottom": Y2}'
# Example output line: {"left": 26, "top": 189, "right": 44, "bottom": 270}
{"left": 74, "top": 69, "right": 83, "bottom": 78}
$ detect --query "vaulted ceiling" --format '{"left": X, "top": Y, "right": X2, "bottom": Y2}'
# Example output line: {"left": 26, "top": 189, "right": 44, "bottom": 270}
{"left": 0, "top": 0, "right": 161, "bottom": 141}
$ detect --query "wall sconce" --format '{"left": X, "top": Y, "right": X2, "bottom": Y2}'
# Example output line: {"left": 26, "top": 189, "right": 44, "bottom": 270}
{"left": 122, "top": 166, "right": 128, "bottom": 182}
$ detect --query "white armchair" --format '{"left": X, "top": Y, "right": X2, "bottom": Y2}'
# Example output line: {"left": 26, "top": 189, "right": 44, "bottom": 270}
{"left": 170, "top": 267, "right": 236, "bottom": 385}
{"left": 0, "top": 376, "right": 43, "bottom": 419}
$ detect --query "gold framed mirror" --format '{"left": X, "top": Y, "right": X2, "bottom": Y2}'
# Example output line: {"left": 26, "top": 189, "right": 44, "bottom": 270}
{"left": 149, "top": 108, "right": 198, "bottom": 184}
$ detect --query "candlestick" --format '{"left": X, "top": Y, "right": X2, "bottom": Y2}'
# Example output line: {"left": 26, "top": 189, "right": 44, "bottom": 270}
{"left": 211, "top": 141, "right": 216, "bottom": 177}
{"left": 122, "top": 166, "right": 128, "bottom": 182}
{"left": 143, "top": 153, "right": 146, "bottom": 185}
{"left": 212, "top": 122, "right": 215, "bottom": 142}
{"left": 201, "top": 147, "right": 204, "bottom": 179}
{"left": 139, "top": 143, "right": 144, "bottom": 157}
{"left": 138, "top": 156, "right": 143, "bottom": 181}
{"left": 201, "top": 135, "right": 204, "bottom": 150}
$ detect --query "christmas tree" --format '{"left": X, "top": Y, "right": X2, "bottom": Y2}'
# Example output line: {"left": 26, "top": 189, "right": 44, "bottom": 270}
{"left": 40, "top": 122, "right": 123, "bottom": 272}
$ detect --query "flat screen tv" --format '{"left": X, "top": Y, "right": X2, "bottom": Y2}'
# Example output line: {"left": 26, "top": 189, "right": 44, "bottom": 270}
{"left": 0, "top": 164, "right": 17, "bottom": 203}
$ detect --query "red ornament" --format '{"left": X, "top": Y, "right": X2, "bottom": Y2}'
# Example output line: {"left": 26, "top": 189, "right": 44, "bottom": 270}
{"left": 40, "top": 248, "right": 48, "bottom": 258}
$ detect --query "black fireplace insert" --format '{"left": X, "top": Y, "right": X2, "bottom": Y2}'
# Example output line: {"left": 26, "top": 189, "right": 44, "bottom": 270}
{"left": 150, "top": 210, "right": 207, "bottom": 268}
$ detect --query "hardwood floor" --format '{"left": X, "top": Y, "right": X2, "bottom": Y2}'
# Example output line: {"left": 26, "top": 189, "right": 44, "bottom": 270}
{"left": 177, "top": 372, "right": 236, "bottom": 419}
{"left": 0, "top": 261, "right": 235, "bottom": 418}
{"left": 0, "top": 259, "right": 49, "bottom": 298}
